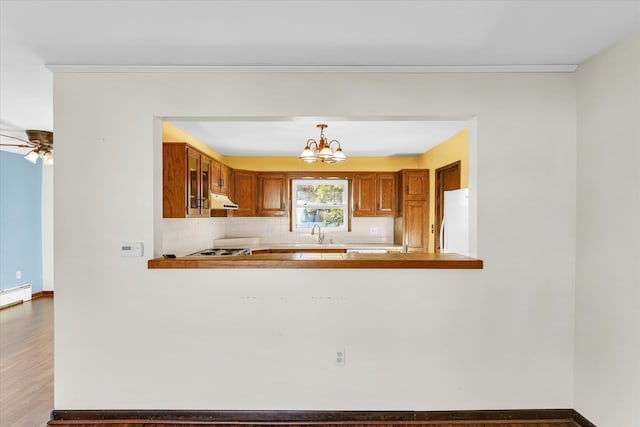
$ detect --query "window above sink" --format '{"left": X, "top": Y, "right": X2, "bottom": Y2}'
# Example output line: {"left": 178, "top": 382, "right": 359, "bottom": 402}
{"left": 291, "top": 179, "right": 348, "bottom": 233}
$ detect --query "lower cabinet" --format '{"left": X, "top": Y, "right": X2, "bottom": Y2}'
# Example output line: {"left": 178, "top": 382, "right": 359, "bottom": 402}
{"left": 402, "top": 200, "right": 430, "bottom": 253}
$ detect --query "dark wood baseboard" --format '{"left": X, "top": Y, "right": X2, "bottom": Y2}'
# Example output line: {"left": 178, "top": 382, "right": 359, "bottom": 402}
{"left": 48, "top": 409, "right": 594, "bottom": 426}
{"left": 572, "top": 410, "right": 596, "bottom": 427}
{"left": 32, "top": 290, "right": 54, "bottom": 300}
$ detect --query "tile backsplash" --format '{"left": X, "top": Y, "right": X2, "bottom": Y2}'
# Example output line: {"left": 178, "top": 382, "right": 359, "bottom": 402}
{"left": 163, "top": 216, "right": 394, "bottom": 255}
{"left": 163, "top": 217, "right": 226, "bottom": 256}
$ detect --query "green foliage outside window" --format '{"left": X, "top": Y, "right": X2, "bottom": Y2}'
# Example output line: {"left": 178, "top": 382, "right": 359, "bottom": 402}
{"left": 294, "top": 181, "right": 347, "bottom": 229}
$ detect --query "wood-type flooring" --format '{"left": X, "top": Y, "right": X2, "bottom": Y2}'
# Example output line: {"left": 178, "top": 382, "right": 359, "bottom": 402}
{"left": 0, "top": 297, "right": 54, "bottom": 427}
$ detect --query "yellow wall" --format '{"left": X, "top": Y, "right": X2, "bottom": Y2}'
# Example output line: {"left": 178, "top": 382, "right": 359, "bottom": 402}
{"left": 417, "top": 129, "right": 469, "bottom": 252}
{"left": 163, "top": 121, "right": 420, "bottom": 171}
{"left": 223, "top": 156, "right": 419, "bottom": 171}
{"left": 162, "top": 122, "right": 225, "bottom": 161}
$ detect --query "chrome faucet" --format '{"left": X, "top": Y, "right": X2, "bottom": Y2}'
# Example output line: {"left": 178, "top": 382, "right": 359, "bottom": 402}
{"left": 311, "top": 224, "right": 325, "bottom": 244}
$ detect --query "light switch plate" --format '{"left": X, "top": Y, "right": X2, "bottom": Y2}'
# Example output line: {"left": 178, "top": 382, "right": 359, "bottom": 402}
{"left": 120, "top": 242, "right": 143, "bottom": 257}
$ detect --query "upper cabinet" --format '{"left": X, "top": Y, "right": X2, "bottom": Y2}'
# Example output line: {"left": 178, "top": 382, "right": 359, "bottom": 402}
{"left": 211, "top": 160, "right": 231, "bottom": 196}
{"left": 375, "top": 173, "right": 398, "bottom": 216}
{"left": 353, "top": 172, "right": 397, "bottom": 217}
{"left": 401, "top": 169, "right": 429, "bottom": 200}
{"left": 163, "top": 143, "right": 212, "bottom": 218}
{"left": 230, "top": 170, "right": 257, "bottom": 217}
{"left": 257, "top": 173, "right": 288, "bottom": 217}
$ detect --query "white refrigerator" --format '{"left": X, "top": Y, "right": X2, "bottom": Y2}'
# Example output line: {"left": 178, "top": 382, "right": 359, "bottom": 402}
{"left": 440, "top": 188, "right": 469, "bottom": 255}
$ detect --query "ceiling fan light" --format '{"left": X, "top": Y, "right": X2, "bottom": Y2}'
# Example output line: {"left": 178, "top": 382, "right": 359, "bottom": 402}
{"left": 24, "top": 150, "right": 39, "bottom": 163}
{"left": 43, "top": 151, "right": 54, "bottom": 165}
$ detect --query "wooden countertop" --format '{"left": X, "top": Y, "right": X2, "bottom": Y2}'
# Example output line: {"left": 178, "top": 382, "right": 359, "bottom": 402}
{"left": 148, "top": 252, "right": 483, "bottom": 269}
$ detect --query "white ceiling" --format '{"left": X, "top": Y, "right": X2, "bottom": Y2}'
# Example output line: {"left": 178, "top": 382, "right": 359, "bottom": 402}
{"left": 1, "top": 0, "right": 638, "bottom": 154}
{"left": 169, "top": 118, "right": 471, "bottom": 157}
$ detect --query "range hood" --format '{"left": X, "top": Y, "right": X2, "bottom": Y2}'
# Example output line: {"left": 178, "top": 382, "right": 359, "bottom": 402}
{"left": 210, "top": 193, "right": 238, "bottom": 210}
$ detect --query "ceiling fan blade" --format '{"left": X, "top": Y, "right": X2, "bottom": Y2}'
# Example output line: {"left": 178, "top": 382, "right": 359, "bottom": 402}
{"left": 0, "top": 133, "right": 36, "bottom": 146}
{"left": 0, "top": 143, "right": 33, "bottom": 148}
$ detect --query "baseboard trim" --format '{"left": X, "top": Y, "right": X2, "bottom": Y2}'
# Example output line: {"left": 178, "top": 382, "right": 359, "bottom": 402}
{"left": 572, "top": 410, "right": 596, "bottom": 427}
{"left": 32, "top": 290, "right": 54, "bottom": 300}
{"left": 49, "top": 409, "right": 594, "bottom": 426}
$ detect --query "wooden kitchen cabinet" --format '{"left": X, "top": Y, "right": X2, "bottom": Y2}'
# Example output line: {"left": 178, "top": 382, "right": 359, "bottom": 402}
{"left": 401, "top": 169, "right": 429, "bottom": 200}
{"left": 163, "top": 143, "right": 212, "bottom": 218}
{"left": 353, "top": 173, "right": 376, "bottom": 216}
{"left": 257, "top": 173, "right": 288, "bottom": 217}
{"left": 353, "top": 172, "right": 397, "bottom": 217}
{"left": 230, "top": 169, "right": 257, "bottom": 217}
{"left": 376, "top": 173, "right": 398, "bottom": 216}
{"left": 394, "top": 169, "right": 430, "bottom": 252}
{"left": 211, "top": 160, "right": 231, "bottom": 196}
{"left": 402, "top": 200, "right": 430, "bottom": 253}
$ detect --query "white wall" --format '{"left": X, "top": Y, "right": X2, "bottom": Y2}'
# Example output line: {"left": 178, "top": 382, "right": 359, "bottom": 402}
{"left": 53, "top": 72, "right": 576, "bottom": 410}
{"left": 42, "top": 163, "right": 54, "bottom": 291}
{"left": 575, "top": 32, "right": 640, "bottom": 426}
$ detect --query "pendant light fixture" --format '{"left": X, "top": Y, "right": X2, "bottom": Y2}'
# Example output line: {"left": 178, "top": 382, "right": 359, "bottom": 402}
{"left": 299, "top": 124, "right": 346, "bottom": 164}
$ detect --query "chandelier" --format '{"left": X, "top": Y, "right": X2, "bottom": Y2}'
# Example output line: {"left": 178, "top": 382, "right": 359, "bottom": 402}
{"left": 299, "top": 124, "right": 346, "bottom": 164}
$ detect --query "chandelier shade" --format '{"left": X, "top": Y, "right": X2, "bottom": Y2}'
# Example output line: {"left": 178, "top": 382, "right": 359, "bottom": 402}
{"left": 299, "top": 124, "right": 346, "bottom": 164}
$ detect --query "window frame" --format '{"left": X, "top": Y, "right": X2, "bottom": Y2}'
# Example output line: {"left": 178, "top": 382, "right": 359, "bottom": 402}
{"left": 291, "top": 178, "right": 350, "bottom": 233}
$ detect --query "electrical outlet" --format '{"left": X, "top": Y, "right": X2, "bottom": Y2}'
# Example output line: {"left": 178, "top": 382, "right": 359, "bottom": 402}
{"left": 16, "top": 270, "right": 22, "bottom": 280}
{"left": 335, "top": 347, "right": 346, "bottom": 366}
{"left": 369, "top": 227, "right": 378, "bottom": 235}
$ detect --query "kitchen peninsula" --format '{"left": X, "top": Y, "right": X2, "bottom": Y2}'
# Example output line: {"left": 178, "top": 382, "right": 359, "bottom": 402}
{"left": 148, "top": 252, "right": 483, "bottom": 269}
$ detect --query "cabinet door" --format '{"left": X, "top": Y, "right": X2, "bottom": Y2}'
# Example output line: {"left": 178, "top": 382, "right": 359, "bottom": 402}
{"left": 219, "top": 164, "right": 230, "bottom": 196}
{"left": 231, "top": 170, "right": 257, "bottom": 217}
{"left": 210, "top": 159, "right": 221, "bottom": 194}
{"left": 353, "top": 173, "right": 376, "bottom": 216}
{"left": 186, "top": 148, "right": 202, "bottom": 217}
{"left": 163, "top": 143, "right": 187, "bottom": 218}
{"left": 376, "top": 173, "right": 397, "bottom": 216}
{"left": 257, "top": 173, "right": 288, "bottom": 217}
{"left": 404, "top": 200, "right": 429, "bottom": 253}
{"left": 403, "top": 170, "right": 429, "bottom": 200}
{"left": 200, "top": 155, "right": 212, "bottom": 211}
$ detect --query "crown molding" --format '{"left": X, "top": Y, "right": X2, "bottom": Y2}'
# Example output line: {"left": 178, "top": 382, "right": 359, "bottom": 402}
{"left": 46, "top": 64, "right": 578, "bottom": 73}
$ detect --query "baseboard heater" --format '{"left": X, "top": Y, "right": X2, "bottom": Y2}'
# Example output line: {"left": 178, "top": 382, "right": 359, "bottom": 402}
{"left": 0, "top": 283, "right": 32, "bottom": 308}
